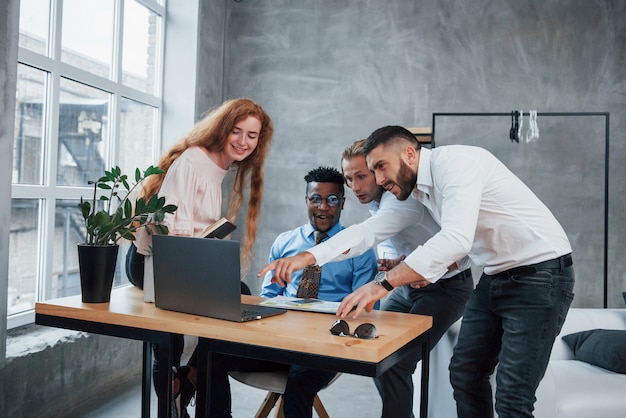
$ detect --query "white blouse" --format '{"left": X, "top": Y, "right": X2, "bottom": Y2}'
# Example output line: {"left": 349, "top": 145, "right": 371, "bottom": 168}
{"left": 136, "top": 146, "right": 228, "bottom": 301}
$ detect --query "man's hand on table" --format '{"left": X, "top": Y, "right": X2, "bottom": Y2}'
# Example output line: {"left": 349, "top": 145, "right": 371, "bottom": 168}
{"left": 336, "top": 282, "right": 388, "bottom": 319}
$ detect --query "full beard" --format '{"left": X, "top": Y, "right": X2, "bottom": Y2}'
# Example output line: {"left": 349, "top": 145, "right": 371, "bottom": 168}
{"left": 395, "top": 159, "right": 417, "bottom": 201}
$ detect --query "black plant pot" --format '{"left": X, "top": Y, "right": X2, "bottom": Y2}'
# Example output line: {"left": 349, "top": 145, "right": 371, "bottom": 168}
{"left": 78, "top": 244, "right": 119, "bottom": 303}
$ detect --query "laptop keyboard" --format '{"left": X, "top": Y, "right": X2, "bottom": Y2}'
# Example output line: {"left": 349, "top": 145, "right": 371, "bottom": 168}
{"left": 241, "top": 308, "right": 264, "bottom": 320}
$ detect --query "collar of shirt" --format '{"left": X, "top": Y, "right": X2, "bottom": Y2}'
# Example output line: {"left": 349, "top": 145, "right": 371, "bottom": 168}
{"left": 304, "top": 221, "right": 343, "bottom": 242}
{"left": 414, "top": 147, "right": 437, "bottom": 217}
{"left": 367, "top": 198, "right": 381, "bottom": 216}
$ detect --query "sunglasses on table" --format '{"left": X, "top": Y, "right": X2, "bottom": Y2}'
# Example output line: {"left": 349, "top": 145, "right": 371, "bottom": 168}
{"left": 329, "top": 319, "right": 378, "bottom": 339}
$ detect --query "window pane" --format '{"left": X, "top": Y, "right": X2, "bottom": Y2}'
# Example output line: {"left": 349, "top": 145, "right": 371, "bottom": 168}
{"left": 50, "top": 199, "right": 82, "bottom": 300}
{"left": 19, "top": 0, "right": 50, "bottom": 55}
{"left": 61, "top": 0, "right": 114, "bottom": 78}
{"left": 123, "top": 1, "right": 160, "bottom": 94}
{"left": 8, "top": 199, "right": 40, "bottom": 316}
{"left": 57, "top": 78, "right": 110, "bottom": 187}
{"left": 119, "top": 98, "right": 156, "bottom": 173}
{"left": 14, "top": 64, "right": 47, "bottom": 185}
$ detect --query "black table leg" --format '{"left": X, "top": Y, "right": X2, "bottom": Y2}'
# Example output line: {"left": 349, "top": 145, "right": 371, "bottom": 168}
{"left": 154, "top": 333, "right": 175, "bottom": 418}
{"left": 419, "top": 330, "right": 430, "bottom": 418}
{"left": 142, "top": 342, "right": 153, "bottom": 418}
{"left": 195, "top": 338, "right": 211, "bottom": 418}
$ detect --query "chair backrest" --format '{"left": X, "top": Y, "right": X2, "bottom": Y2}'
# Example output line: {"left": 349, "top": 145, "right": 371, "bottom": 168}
{"left": 229, "top": 370, "right": 342, "bottom": 395}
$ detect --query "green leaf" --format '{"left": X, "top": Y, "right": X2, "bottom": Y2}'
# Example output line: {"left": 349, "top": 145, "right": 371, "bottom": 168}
{"left": 124, "top": 199, "right": 132, "bottom": 217}
{"left": 78, "top": 200, "right": 91, "bottom": 219}
{"left": 135, "top": 197, "right": 146, "bottom": 213}
{"left": 163, "top": 204, "right": 178, "bottom": 213}
{"left": 79, "top": 164, "right": 177, "bottom": 245}
{"left": 121, "top": 230, "right": 135, "bottom": 241}
{"left": 154, "top": 224, "right": 169, "bottom": 235}
{"left": 147, "top": 194, "right": 159, "bottom": 209}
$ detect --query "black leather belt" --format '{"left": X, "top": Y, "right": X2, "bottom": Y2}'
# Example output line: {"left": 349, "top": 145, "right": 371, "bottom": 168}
{"left": 494, "top": 253, "right": 573, "bottom": 278}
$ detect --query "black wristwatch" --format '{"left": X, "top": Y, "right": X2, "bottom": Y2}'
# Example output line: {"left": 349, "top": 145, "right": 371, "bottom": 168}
{"left": 374, "top": 271, "right": 394, "bottom": 291}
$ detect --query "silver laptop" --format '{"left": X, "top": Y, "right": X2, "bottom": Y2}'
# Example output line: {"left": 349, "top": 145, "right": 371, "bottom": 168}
{"left": 152, "top": 235, "right": 286, "bottom": 322}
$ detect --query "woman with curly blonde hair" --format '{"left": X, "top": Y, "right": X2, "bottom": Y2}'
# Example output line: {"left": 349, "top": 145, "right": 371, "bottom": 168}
{"left": 126, "top": 98, "right": 273, "bottom": 417}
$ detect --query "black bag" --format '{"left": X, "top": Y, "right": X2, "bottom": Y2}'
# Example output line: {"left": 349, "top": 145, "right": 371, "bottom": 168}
{"left": 125, "top": 243, "right": 145, "bottom": 289}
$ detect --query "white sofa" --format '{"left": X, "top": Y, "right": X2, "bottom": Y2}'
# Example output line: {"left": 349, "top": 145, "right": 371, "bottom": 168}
{"left": 413, "top": 308, "right": 626, "bottom": 418}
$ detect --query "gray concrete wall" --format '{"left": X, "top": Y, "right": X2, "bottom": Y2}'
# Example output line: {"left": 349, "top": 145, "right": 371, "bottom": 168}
{"left": 3, "top": 327, "right": 142, "bottom": 418}
{"left": 195, "top": 0, "right": 227, "bottom": 119}
{"left": 218, "top": 0, "right": 626, "bottom": 308}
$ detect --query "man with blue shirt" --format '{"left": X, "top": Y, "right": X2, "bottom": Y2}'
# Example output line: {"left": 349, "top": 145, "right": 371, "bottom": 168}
{"left": 261, "top": 166, "right": 378, "bottom": 302}
{"left": 207, "top": 166, "right": 378, "bottom": 418}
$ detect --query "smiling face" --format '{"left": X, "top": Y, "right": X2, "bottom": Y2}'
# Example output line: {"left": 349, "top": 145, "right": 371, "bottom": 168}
{"left": 341, "top": 155, "right": 383, "bottom": 204}
{"left": 222, "top": 115, "right": 262, "bottom": 165}
{"left": 305, "top": 181, "right": 345, "bottom": 233}
{"left": 365, "top": 141, "right": 418, "bottom": 201}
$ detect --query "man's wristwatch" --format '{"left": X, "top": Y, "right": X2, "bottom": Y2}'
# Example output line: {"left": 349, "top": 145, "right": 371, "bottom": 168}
{"left": 374, "top": 271, "right": 394, "bottom": 291}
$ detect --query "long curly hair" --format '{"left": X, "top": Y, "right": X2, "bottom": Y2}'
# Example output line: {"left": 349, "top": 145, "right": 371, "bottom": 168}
{"left": 141, "top": 98, "right": 274, "bottom": 266}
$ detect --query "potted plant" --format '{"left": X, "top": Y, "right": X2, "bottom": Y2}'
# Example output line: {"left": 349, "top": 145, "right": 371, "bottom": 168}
{"left": 77, "top": 165, "right": 177, "bottom": 303}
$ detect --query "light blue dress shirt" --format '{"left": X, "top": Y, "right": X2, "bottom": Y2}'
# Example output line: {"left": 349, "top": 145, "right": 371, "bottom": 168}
{"left": 261, "top": 222, "right": 378, "bottom": 303}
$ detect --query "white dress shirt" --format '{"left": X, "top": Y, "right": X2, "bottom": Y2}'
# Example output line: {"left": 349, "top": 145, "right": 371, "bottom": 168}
{"left": 308, "top": 190, "right": 471, "bottom": 280}
{"left": 404, "top": 145, "right": 571, "bottom": 280}
{"left": 310, "top": 145, "right": 571, "bottom": 283}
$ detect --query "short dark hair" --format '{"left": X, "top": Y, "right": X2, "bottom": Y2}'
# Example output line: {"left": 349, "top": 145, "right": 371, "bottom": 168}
{"left": 363, "top": 125, "right": 420, "bottom": 156}
{"left": 304, "top": 166, "right": 345, "bottom": 196}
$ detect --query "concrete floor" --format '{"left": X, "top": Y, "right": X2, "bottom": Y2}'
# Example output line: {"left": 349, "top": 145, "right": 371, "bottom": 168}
{"left": 73, "top": 373, "right": 382, "bottom": 417}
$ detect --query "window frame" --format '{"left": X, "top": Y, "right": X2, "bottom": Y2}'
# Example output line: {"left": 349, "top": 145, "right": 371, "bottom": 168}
{"left": 10, "top": 0, "right": 166, "bottom": 329}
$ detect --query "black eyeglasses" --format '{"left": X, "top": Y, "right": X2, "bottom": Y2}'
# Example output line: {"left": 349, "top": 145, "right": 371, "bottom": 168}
{"left": 329, "top": 319, "right": 378, "bottom": 339}
{"left": 307, "top": 194, "right": 342, "bottom": 207}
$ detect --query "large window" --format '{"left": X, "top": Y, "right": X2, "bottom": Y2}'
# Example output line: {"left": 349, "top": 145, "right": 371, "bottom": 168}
{"left": 10, "top": 0, "right": 165, "bottom": 328}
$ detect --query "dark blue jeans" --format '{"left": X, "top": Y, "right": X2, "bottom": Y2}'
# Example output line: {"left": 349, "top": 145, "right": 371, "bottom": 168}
{"left": 207, "top": 354, "right": 336, "bottom": 418}
{"left": 449, "top": 258, "right": 575, "bottom": 418}
{"left": 375, "top": 269, "right": 474, "bottom": 418}
{"left": 283, "top": 365, "right": 337, "bottom": 418}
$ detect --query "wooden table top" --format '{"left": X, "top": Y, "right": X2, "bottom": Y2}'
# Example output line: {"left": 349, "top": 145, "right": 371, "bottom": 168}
{"left": 36, "top": 286, "right": 432, "bottom": 364}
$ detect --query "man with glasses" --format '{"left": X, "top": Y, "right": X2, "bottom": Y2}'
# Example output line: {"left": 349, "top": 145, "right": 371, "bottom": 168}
{"left": 261, "top": 166, "right": 378, "bottom": 302}
{"left": 207, "top": 166, "right": 378, "bottom": 418}
{"left": 260, "top": 141, "right": 473, "bottom": 417}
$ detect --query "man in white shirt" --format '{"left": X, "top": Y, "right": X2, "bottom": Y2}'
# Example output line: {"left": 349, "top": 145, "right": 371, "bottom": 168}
{"left": 260, "top": 126, "right": 575, "bottom": 418}
{"left": 339, "top": 139, "right": 474, "bottom": 417}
